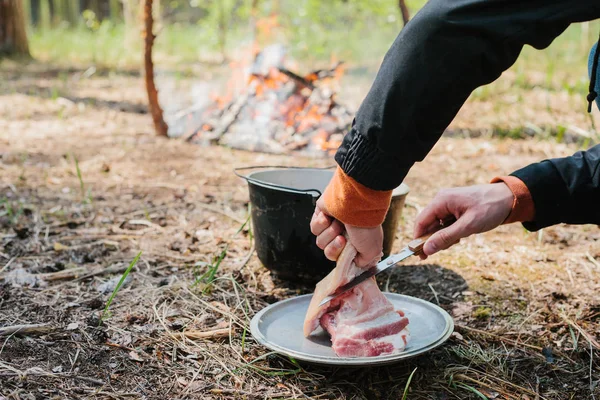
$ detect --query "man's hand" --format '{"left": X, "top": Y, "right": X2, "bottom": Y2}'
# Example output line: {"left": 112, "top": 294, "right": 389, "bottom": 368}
{"left": 414, "top": 183, "right": 514, "bottom": 259}
{"left": 310, "top": 197, "right": 383, "bottom": 267}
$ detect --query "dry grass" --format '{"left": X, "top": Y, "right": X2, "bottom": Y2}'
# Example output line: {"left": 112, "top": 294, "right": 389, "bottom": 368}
{"left": 1, "top": 62, "right": 600, "bottom": 399}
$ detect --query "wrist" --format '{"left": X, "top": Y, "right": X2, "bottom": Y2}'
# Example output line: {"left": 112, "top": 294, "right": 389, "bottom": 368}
{"left": 490, "top": 176, "right": 535, "bottom": 223}
{"left": 322, "top": 166, "right": 392, "bottom": 228}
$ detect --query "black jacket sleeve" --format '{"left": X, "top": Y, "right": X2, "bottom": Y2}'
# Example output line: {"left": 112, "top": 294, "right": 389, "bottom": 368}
{"left": 511, "top": 144, "right": 600, "bottom": 231}
{"left": 335, "top": 0, "right": 600, "bottom": 191}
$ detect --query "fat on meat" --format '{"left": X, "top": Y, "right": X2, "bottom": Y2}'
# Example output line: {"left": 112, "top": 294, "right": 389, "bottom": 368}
{"left": 303, "top": 241, "right": 409, "bottom": 357}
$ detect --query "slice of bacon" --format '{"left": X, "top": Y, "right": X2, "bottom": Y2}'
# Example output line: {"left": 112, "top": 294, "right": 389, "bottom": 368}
{"left": 303, "top": 242, "right": 410, "bottom": 357}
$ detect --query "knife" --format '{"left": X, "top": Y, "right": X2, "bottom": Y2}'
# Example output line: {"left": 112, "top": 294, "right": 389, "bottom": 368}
{"left": 317, "top": 217, "right": 456, "bottom": 307}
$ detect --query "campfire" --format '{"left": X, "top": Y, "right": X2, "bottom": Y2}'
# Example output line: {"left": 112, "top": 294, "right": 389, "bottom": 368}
{"left": 168, "top": 45, "right": 353, "bottom": 157}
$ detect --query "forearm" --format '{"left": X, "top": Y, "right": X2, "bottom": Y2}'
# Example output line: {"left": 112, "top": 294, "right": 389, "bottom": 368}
{"left": 511, "top": 144, "right": 600, "bottom": 231}
{"left": 336, "top": 0, "right": 600, "bottom": 191}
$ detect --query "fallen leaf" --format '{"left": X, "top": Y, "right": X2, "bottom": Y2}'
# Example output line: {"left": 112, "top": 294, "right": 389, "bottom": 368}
{"left": 452, "top": 302, "right": 472, "bottom": 318}
{"left": 53, "top": 242, "right": 69, "bottom": 252}
{"left": 210, "top": 301, "right": 231, "bottom": 313}
{"left": 5, "top": 268, "right": 45, "bottom": 288}
{"left": 66, "top": 322, "right": 79, "bottom": 330}
{"left": 481, "top": 273, "right": 495, "bottom": 281}
{"left": 177, "top": 377, "right": 189, "bottom": 386}
{"left": 128, "top": 350, "right": 144, "bottom": 362}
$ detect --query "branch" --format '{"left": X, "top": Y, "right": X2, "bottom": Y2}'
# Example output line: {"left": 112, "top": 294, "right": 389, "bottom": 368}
{"left": 143, "top": 0, "right": 168, "bottom": 136}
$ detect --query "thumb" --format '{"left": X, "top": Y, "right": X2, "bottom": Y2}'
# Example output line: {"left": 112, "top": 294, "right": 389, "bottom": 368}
{"left": 423, "top": 216, "right": 472, "bottom": 256}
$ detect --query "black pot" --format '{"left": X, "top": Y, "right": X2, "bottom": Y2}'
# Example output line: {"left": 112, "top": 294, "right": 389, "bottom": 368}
{"left": 236, "top": 166, "right": 336, "bottom": 283}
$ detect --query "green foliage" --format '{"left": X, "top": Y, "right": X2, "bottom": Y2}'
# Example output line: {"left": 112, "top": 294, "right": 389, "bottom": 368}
{"left": 0, "top": 198, "right": 24, "bottom": 225}
{"left": 193, "top": 245, "right": 229, "bottom": 293}
{"left": 102, "top": 251, "right": 142, "bottom": 322}
{"left": 473, "top": 306, "right": 492, "bottom": 320}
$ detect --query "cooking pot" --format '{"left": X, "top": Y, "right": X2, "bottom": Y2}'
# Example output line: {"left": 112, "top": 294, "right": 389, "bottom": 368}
{"left": 236, "top": 166, "right": 409, "bottom": 283}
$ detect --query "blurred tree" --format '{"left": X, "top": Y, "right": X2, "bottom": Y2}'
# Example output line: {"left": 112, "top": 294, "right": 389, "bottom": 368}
{"left": 40, "top": 0, "right": 51, "bottom": 29}
{"left": 398, "top": 0, "right": 409, "bottom": 26}
{"left": 52, "top": 0, "right": 66, "bottom": 25}
{"left": 110, "top": 0, "right": 120, "bottom": 21}
{"left": 0, "top": 0, "right": 31, "bottom": 57}
{"left": 23, "top": 0, "right": 32, "bottom": 24}
{"left": 123, "top": 0, "right": 140, "bottom": 51}
{"left": 66, "top": 0, "right": 80, "bottom": 25}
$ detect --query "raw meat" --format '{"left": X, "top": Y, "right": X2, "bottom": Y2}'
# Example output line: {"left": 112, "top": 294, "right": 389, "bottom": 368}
{"left": 303, "top": 241, "right": 410, "bottom": 357}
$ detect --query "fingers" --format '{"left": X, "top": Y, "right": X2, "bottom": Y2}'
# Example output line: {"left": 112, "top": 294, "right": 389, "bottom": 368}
{"left": 316, "top": 220, "right": 344, "bottom": 249}
{"left": 423, "top": 216, "right": 473, "bottom": 256}
{"left": 310, "top": 208, "right": 332, "bottom": 236}
{"left": 324, "top": 235, "right": 346, "bottom": 261}
{"left": 311, "top": 200, "right": 346, "bottom": 261}
{"left": 414, "top": 191, "right": 455, "bottom": 239}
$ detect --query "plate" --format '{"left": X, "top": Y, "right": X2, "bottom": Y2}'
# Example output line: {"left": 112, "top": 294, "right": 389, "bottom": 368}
{"left": 250, "top": 293, "right": 454, "bottom": 366}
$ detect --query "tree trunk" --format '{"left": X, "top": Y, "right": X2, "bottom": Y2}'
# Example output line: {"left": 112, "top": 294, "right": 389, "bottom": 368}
{"left": 398, "top": 0, "right": 409, "bottom": 27}
{"left": 52, "top": 0, "right": 66, "bottom": 25}
{"left": 143, "top": 0, "right": 168, "bottom": 137}
{"left": 39, "top": 0, "right": 51, "bottom": 29}
{"left": 123, "top": 0, "right": 140, "bottom": 52}
{"left": 109, "top": 0, "right": 120, "bottom": 21}
{"left": 66, "top": 0, "right": 80, "bottom": 26}
{"left": 23, "top": 0, "right": 31, "bottom": 25}
{"left": 0, "top": 0, "right": 31, "bottom": 57}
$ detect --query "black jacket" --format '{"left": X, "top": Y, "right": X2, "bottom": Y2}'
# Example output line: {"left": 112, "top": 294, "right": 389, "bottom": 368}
{"left": 335, "top": 0, "right": 600, "bottom": 231}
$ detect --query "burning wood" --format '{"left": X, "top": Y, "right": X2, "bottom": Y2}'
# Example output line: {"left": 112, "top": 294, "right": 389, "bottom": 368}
{"left": 169, "top": 46, "right": 353, "bottom": 157}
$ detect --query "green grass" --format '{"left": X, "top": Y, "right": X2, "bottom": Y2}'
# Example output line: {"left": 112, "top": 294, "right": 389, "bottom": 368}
{"left": 70, "top": 152, "right": 90, "bottom": 203}
{"left": 401, "top": 367, "right": 418, "bottom": 400}
{"left": 193, "top": 245, "right": 229, "bottom": 293}
{"left": 101, "top": 251, "right": 142, "bottom": 322}
{"left": 456, "top": 383, "right": 489, "bottom": 400}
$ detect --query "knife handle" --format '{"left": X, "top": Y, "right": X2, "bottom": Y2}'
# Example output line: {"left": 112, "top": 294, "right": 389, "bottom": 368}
{"left": 407, "top": 217, "right": 456, "bottom": 254}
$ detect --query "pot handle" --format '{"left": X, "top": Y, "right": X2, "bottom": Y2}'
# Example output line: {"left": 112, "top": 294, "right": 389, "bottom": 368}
{"left": 234, "top": 165, "right": 335, "bottom": 199}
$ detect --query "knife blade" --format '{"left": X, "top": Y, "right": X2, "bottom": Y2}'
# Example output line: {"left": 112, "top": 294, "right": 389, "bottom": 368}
{"left": 317, "top": 217, "right": 455, "bottom": 307}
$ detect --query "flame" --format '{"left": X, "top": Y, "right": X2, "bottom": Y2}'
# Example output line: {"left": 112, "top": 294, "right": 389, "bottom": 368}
{"left": 194, "top": 30, "right": 347, "bottom": 155}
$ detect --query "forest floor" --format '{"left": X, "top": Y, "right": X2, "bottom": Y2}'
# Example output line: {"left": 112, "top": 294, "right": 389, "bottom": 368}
{"left": 1, "top": 59, "right": 600, "bottom": 400}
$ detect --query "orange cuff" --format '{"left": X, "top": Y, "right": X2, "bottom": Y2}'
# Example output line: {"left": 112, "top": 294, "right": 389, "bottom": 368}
{"left": 490, "top": 176, "right": 535, "bottom": 224}
{"left": 322, "top": 167, "right": 392, "bottom": 228}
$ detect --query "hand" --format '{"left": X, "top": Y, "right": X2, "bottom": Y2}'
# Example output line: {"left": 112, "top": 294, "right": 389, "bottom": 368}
{"left": 310, "top": 197, "right": 383, "bottom": 267}
{"left": 414, "top": 183, "right": 514, "bottom": 259}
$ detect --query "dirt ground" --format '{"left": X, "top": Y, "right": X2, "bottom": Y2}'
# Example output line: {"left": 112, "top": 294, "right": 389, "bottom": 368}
{"left": 1, "top": 61, "right": 600, "bottom": 400}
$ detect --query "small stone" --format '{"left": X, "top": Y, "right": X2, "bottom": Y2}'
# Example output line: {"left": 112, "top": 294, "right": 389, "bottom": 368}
{"left": 66, "top": 322, "right": 79, "bottom": 331}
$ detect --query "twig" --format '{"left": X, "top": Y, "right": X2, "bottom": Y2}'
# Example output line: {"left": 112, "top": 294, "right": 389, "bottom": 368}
{"left": 238, "top": 244, "right": 255, "bottom": 271}
{"left": 196, "top": 203, "right": 245, "bottom": 224}
{"left": 53, "top": 240, "right": 119, "bottom": 252}
{"left": 182, "top": 328, "right": 231, "bottom": 340}
{"left": 453, "top": 373, "right": 543, "bottom": 400}
{"left": 428, "top": 283, "right": 440, "bottom": 305}
{"left": 456, "top": 324, "right": 577, "bottom": 364}
{"left": 0, "top": 323, "right": 55, "bottom": 337}
{"left": 0, "top": 362, "right": 104, "bottom": 385}
{"left": 0, "top": 257, "right": 16, "bottom": 273}
{"left": 586, "top": 252, "right": 600, "bottom": 270}
{"left": 38, "top": 267, "right": 88, "bottom": 281}
{"left": 559, "top": 313, "right": 600, "bottom": 350}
